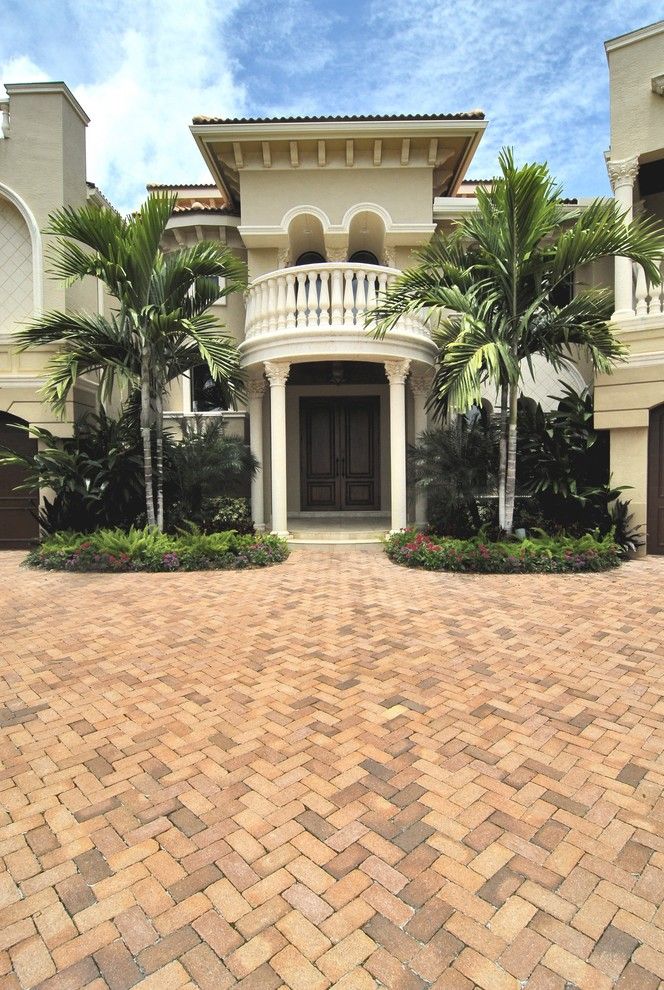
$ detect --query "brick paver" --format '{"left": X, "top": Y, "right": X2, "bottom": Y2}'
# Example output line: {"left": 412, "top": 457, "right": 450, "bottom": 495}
{"left": 1, "top": 548, "right": 664, "bottom": 988}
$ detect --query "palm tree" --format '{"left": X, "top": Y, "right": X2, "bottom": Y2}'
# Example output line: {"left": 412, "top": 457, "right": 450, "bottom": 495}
{"left": 371, "top": 148, "right": 664, "bottom": 533}
{"left": 14, "top": 193, "right": 247, "bottom": 529}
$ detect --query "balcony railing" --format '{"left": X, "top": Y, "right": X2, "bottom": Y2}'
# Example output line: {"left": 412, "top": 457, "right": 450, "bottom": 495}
{"left": 633, "top": 256, "right": 664, "bottom": 319}
{"left": 244, "top": 262, "right": 430, "bottom": 341}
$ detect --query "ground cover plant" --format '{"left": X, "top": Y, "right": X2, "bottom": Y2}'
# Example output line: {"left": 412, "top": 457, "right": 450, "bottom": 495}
{"left": 385, "top": 528, "right": 621, "bottom": 573}
{"left": 25, "top": 527, "right": 288, "bottom": 572}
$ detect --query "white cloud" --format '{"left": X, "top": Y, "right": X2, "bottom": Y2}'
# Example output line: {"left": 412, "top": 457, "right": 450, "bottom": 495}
{"left": 4, "top": 0, "right": 247, "bottom": 212}
{"left": 74, "top": 0, "right": 247, "bottom": 211}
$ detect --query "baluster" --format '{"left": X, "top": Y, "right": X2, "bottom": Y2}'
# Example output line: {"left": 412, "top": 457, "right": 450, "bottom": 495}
{"left": 318, "top": 270, "right": 330, "bottom": 328}
{"left": 331, "top": 268, "right": 343, "bottom": 324}
{"left": 343, "top": 269, "right": 355, "bottom": 325}
{"left": 656, "top": 257, "right": 664, "bottom": 315}
{"left": 296, "top": 272, "right": 307, "bottom": 327}
{"left": 245, "top": 287, "right": 255, "bottom": 336}
{"left": 260, "top": 281, "right": 270, "bottom": 334}
{"left": 305, "top": 271, "right": 317, "bottom": 328}
{"left": 266, "top": 276, "right": 277, "bottom": 331}
{"left": 285, "top": 273, "right": 296, "bottom": 330}
{"left": 275, "top": 274, "right": 286, "bottom": 331}
{"left": 354, "top": 270, "right": 367, "bottom": 325}
{"left": 635, "top": 263, "right": 648, "bottom": 316}
{"left": 256, "top": 282, "right": 267, "bottom": 334}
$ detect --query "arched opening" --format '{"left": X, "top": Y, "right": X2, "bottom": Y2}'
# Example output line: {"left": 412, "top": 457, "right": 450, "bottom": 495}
{"left": 347, "top": 210, "right": 386, "bottom": 264}
{"left": 287, "top": 213, "right": 326, "bottom": 265}
{"left": 296, "top": 251, "right": 326, "bottom": 266}
{"left": 348, "top": 250, "right": 380, "bottom": 266}
{"left": 648, "top": 402, "right": 664, "bottom": 554}
{"left": 0, "top": 412, "right": 39, "bottom": 548}
{"left": 0, "top": 195, "right": 33, "bottom": 330}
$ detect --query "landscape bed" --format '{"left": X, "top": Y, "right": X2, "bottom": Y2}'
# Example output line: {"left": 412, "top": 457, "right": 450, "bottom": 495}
{"left": 385, "top": 529, "right": 622, "bottom": 573}
{"left": 25, "top": 528, "right": 289, "bottom": 572}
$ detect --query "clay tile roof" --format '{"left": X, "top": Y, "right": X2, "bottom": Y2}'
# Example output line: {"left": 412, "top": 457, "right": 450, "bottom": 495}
{"left": 171, "top": 204, "right": 237, "bottom": 215}
{"left": 192, "top": 111, "right": 485, "bottom": 125}
{"left": 147, "top": 182, "right": 218, "bottom": 190}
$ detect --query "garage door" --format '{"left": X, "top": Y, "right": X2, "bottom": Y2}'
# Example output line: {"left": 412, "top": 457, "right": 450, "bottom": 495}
{"left": 0, "top": 414, "right": 39, "bottom": 548}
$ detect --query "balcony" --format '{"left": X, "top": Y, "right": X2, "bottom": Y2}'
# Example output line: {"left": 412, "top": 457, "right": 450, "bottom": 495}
{"left": 240, "top": 262, "right": 436, "bottom": 367}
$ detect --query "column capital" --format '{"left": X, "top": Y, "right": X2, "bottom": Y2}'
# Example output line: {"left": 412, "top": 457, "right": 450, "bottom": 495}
{"left": 409, "top": 369, "right": 434, "bottom": 396}
{"left": 606, "top": 156, "right": 639, "bottom": 191}
{"left": 264, "top": 361, "right": 291, "bottom": 387}
{"left": 384, "top": 359, "right": 411, "bottom": 385}
{"left": 246, "top": 376, "right": 266, "bottom": 398}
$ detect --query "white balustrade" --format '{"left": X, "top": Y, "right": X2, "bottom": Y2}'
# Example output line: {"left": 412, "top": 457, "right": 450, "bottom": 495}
{"left": 632, "top": 256, "right": 664, "bottom": 319}
{"left": 244, "top": 262, "right": 430, "bottom": 341}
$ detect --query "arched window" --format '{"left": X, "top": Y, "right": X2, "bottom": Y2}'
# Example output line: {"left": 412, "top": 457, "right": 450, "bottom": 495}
{"left": 348, "top": 250, "right": 380, "bottom": 266}
{"left": 296, "top": 251, "right": 326, "bottom": 266}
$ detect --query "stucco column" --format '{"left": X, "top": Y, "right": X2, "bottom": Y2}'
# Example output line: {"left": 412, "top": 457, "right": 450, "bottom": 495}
{"left": 385, "top": 360, "right": 410, "bottom": 532}
{"left": 410, "top": 370, "right": 432, "bottom": 527}
{"left": 246, "top": 376, "right": 266, "bottom": 531}
{"left": 265, "top": 361, "right": 290, "bottom": 537}
{"left": 607, "top": 156, "right": 639, "bottom": 320}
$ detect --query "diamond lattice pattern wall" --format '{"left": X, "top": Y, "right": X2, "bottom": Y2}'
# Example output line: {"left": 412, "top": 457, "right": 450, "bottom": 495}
{"left": 0, "top": 197, "right": 32, "bottom": 333}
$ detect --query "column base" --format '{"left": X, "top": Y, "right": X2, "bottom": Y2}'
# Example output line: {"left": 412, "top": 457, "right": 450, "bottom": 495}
{"left": 611, "top": 309, "right": 636, "bottom": 321}
{"left": 271, "top": 530, "right": 291, "bottom": 539}
{"left": 254, "top": 523, "right": 267, "bottom": 532}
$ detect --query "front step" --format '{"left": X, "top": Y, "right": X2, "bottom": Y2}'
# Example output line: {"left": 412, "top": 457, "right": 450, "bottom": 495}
{"left": 288, "top": 529, "right": 387, "bottom": 545}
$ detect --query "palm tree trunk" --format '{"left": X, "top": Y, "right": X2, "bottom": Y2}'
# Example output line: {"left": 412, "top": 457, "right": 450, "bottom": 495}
{"left": 155, "top": 390, "right": 164, "bottom": 532}
{"left": 498, "top": 382, "right": 507, "bottom": 530}
{"left": 140, "top": 344, "right": 157, "bottom": 528}
{"left": 504, "top": 381, "right": 519, "bottom": 534}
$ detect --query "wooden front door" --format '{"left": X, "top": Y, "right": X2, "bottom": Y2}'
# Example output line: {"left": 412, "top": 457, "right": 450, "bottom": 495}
{"left": 300, "top": 397, "right": 380, "bottom": 510}
{"left": 0, "top": 415, "right": 39, "bottom": 549}
{"left": 647, "top": 404, "right": 664, "bottom": 554}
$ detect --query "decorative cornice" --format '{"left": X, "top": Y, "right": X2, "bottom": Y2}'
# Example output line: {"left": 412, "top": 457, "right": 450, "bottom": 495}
{"left": 606, "top": 156, "right": 639, "bottom": 190}
{"left": 264, "top": 361, "right": 291, "bottom": 386}
{"left": 384, "top": 359, "right": 411, "bottom": 384}
{"left": 246, "top": 376, "right": 266, "bottom": 398}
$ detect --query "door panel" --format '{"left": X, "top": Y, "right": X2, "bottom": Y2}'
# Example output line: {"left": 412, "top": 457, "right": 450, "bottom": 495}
{"left": 0, "top": 416, "right": 39, "bottom": 549}
{"left": 300, "top": 397, "right": 380, "bottom": 511}
{"left": 300, "top": 400, "right": 338, "bottom": 509}
{"left": 648, "top": 405, "right": 664, "bottom": 554}
{"left": 342, "top": 399, "right": 379, "bottom": 509}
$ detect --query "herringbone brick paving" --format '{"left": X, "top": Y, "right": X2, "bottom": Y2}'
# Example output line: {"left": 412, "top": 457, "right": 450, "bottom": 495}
{"left": 1, "top": 547, "right": 664, "bottom": 989}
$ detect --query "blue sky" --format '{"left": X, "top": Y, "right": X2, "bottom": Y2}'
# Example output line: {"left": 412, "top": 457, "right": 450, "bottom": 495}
{"left": 1, "top": 0, "right": 659, "bottom": 212}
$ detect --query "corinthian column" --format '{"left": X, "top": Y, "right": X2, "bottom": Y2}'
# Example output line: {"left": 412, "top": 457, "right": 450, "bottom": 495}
{"left": 607, "top": 156, "right": 639, "bottom": 320}
{"left": 264, "top": 361, "right": 291, "bottom": 537}
{"left": 246, "top": 376, "right": 266, "bottom": 531}
{"left": 385, "top": 359, "right": 410, "bottom": 532}
{"left": 410, "top": 370, "right": 433, "bottom": 526}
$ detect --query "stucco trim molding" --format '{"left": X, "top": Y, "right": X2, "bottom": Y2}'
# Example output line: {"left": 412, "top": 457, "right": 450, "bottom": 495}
{"left": 0, "top": 181, "right": 44, "bottom": 316}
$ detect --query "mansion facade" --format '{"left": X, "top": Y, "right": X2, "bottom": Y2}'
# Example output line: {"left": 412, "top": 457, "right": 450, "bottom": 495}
{"left": 1, "top": 19, "right": 663, "bottom": 550}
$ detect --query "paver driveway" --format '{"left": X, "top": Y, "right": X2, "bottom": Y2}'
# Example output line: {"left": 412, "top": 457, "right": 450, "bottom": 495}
{"left": 1, "top": 548, "right": 664, "bottom": 990}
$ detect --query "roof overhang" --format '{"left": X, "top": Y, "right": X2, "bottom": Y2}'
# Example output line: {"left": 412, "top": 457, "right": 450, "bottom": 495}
{"left": 190, "top": 116, "right": 488, "bottom": 211}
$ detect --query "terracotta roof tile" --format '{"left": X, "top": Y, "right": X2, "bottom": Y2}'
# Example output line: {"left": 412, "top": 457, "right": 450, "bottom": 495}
{"left": 171, "top": 205, "right": 237, "bottom": 216}
{"left": 192, "top": 111, "right": 485, "bottom": 125}
{"left": 147, "top": 182, "right": 218, "bottom": 190}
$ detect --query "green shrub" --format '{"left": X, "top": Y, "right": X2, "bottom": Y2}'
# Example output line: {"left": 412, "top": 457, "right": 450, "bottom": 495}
{"left": 385, "top": 528, "right": 621, "bottom": 573}
{"left": 25, "top": 527, "right": 288, "bottom": 572}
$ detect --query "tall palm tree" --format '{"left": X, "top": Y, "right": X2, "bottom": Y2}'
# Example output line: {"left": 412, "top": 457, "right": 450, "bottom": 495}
{"left": 14, "top": 193, "right": 247, "bottom": 529}
{"left": 371, "top": 149, "right": 664, "bottom": 533}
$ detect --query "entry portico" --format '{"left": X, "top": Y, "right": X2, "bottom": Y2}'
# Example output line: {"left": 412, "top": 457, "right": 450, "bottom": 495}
{"left": 189, "top": 112, "right": 485, "bottom": 535}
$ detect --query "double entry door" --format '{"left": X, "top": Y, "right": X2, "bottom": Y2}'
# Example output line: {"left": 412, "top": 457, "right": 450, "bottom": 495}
{"left": 300, "top": 397, "right": 380, "bottom": 510}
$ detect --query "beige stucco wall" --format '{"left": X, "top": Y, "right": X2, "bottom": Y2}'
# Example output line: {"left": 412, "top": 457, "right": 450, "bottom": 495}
{"left": 240, "top": 167, "right": 434, "bottom": 230}
{"left": 0, "top": 84, "right": 99, "bottom": 435}
{"left": 606, "top": 24, "right": 664, "bottom": 161}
